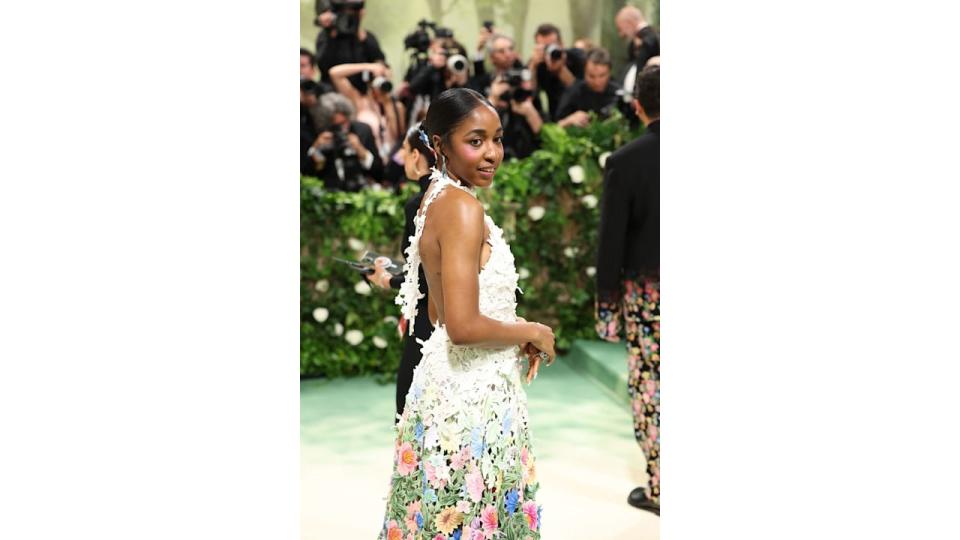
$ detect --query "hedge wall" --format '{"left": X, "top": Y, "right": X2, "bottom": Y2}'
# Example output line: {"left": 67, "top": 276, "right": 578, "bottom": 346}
{"left": 301, "top": 113, "right": 642, "bottom": 378}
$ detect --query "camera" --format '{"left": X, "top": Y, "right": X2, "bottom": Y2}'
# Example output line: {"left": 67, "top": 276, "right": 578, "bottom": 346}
{"left": 372, "top": 76, "right": 393, "bottom": 93}
{"left": 329, "top": 0, "right": 364, "bottom": 36}
{"left": 500, "top": 68, "right": 532, "bottom": 102}
{"left": 319, "top": 129, "right": 365, "bottom": 191}
{"left": 446, "top": 53, "right": 468, "bottom": 74}
{"left": 403, "top": 19, "right": 436, "bottom": 54}
{"left": 545, "top": 43, "right": 564, "bottom": 62}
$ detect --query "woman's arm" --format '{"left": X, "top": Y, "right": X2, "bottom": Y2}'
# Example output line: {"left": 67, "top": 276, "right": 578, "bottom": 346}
{"left": 434, "top": 191, "right": 552, "bottom": 350}
{"left": 328, "top": 62, "right": 381, "bottom": 106}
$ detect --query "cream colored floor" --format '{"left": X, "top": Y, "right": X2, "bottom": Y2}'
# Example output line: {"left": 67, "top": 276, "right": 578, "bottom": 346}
{"left": 301, "top": 357, "right": 659, "bottom": 539}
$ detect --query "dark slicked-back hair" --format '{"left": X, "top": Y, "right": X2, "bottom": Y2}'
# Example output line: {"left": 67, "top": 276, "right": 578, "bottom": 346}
{"left": 422, "top": 88, "right": 495, "bottom": 150}
{"left": 635, "top": 66, "right": 659, "bottom": 118}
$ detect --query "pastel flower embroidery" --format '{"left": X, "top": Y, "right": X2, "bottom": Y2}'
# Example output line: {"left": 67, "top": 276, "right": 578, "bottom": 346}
{"left": 480, "top": 505, "right": 499, "bottom": 536}
{"left": 396, "top": 442, "right": 418, "bottom": 476}
{"left": 504, "top": 488, "right": 519, "bottom": 514}
{"left": 434, "top": 506, "right": 464, "bottom": 535}
{"left": 466, "top": 469, "right": 485, "bottom": 502}
{"left": 522, "top": 501, "right": 539, "bottom": 530}
{"left": 470, "top": 427, "right": 484, "bottom": 459}
{"left": 385, "top": 520, "right": 402, "bottom": 540}
{"left": 404, "top": 500, "right": 421, "bottom": 531}
{"left": 523, "top": 454, "right": 537, "bottom": 484}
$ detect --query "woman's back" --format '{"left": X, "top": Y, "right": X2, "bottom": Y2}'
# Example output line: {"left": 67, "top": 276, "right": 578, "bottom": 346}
{"left": 417, "top": 182, "right": 493, "bottom": 329}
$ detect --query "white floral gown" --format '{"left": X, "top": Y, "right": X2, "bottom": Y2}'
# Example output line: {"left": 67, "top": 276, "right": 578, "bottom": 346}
{"left": 379, "top": 170, "right": 543, "bottom": 540}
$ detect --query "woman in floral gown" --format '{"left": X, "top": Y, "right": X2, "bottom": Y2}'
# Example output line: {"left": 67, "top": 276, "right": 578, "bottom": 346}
{"left": 379, "top": 88, "right": 556, "bottom": 540}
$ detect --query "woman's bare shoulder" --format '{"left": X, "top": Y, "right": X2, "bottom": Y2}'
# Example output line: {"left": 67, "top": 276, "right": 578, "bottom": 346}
{"left": 426, "top": 187, "right": 484, "bottom": 237}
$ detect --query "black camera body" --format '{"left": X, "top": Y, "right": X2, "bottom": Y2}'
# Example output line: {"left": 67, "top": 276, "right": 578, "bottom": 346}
{"left": 330, "top": 0, "right": 364, "bottom": 36}
{"left": 320, "top": 128, "right": 365, "bottom": 191}
{"left": 403, "top": 19, "right": 436, "bottom": 54}
{"left": 545, "top": 43, "right": 564, "bottom": 62}
{"left": 500, "top": 68, "right": 533, "bottom": 103}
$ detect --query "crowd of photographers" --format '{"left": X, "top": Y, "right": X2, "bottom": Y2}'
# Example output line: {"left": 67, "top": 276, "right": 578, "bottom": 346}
{"left": 300, "top": 0, "right": 660, "bottom": 192}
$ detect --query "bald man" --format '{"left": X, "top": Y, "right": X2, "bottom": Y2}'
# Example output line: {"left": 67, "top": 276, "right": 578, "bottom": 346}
{"left": 615, "top": 6, "right": 660, "bottom": 95}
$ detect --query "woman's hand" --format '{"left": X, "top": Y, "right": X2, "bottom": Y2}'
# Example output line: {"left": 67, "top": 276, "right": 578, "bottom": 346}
{"left": 516, "top": 317, "right": 556, "bottom": 383}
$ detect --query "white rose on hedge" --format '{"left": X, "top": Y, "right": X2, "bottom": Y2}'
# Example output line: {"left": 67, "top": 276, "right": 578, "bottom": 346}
{"left": 334, "top": 323, "right": 344, "bottom": 336}
{"left": 568, "top": 165, "right": 585, "bottom": 184}
{"left": 527, "top": 206, "right": 545, "bottom": 221}
{"left": 347, "top": 237, "right": 365, "bottom": 251}
{"left": 314, "top": 279, "right": 329, "bottom": 293}
{"left": 312, "top": 307, "right": 329, "bottom": 323}
{"left": 598, "top": 152, "right": 612, "bottom": 169}
{"left": 383, "top": 315, "right": 399, "bottom": 325}
{"left": 564, "top": 247, "right": 577, "bottom": 258}
{"left": 373, "top": 336, "right": 388, "bottom": 349}
{"left": 518, "top": 267, "right": 531, "bottom": 280}
{"left": 581, "top": 194, "right": 598, "bottom": 209}
{"left": 354, "top": 280, "right": 372, "bottom": 295}
{"left": 345, "top": 329, "right": 364, "bottom": 346}
{"left": 585, "top": 266, "right": 597, "bottom": 277}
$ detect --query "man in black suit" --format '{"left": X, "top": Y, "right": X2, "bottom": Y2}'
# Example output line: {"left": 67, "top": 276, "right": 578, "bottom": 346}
{"left": 594, "top": 66, "right": 660, "bottom": 515}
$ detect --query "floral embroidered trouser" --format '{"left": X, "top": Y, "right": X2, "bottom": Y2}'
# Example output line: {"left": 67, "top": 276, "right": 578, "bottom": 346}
{"left": 597, "top": 278, "right": 660, "bottom": 504}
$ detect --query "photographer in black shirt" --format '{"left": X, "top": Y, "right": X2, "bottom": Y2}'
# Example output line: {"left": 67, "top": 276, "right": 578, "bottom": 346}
{"left": 313, "top": 0, "right": 386, "bottom": 92}
{"left": 556, "top": 48, "right": 623, "bottom": 128}
{"left": 528, "top": 23, "right": 585, "bottom": 122}
{"left": 307, "top": 92, "right": 383, "bottom": 190}
{"left": 488, "top": 69, "right": 544, "bottom": 160}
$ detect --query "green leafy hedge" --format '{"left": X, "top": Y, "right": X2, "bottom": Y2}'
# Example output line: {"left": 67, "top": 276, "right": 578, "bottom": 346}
{"left": 301, "top": 113, "right": 642, "bottom": 378}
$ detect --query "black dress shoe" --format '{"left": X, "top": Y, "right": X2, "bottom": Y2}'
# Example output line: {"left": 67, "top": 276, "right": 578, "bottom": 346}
{"left": 628, "top": 486, "right": 660, "bottom": 515}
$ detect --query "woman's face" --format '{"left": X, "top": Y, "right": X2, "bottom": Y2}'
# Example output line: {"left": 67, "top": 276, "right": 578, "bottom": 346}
{"left": 401, "top": 140, "right": 428, "bottom": 180}
{"left": 435, "top": 105, "right": 504, "bottom": 189}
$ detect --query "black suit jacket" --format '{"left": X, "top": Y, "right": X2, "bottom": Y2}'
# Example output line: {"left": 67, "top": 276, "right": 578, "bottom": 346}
{"left": 596, "top": 120, "right": 660, "bottom": 301}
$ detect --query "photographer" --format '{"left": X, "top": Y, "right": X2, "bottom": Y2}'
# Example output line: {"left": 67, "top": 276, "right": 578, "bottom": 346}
{"left": 301, "top": 48, "right": 318, "bottom": 81}
{"left": 489, "top": 70, "right": 543, "bottom": 160}
{"left": 556, "top": 48, "right": 623, "bottom": 128}
{"left": 329, "top": 61, "right": 406, "bottom": 164}
{"left": 301, "top": 79, "right": 332, "bottom": 177}
{"left": 313, "top": 0, "right": 385, "bottom": 92}
{"left": 406, "top": 37, "right": 470, "bottom": 101}
{"left": 528, "top": 23, "right": 585, "bottom": 122}
{"left": 468, "top": 32, "right": 523, "bottom": 95}
{"left": 307, "top": 92, "right": 383, "bottom": 190}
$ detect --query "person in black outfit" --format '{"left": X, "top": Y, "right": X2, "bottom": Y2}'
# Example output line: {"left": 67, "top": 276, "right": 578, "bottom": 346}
{"left": 488, "top": 72, "right": 544, "bottom": 160}
{"left": 306, "top": 92, "right": 384, "bottom": 190}
{"left": 365, "top": 123, "right": 437, "bottom": 418}
{"left": 405, "top": 37, "right": 470, "bottom": 102}
{"left": 468, "top": 33, "right": 522, "bottom": 95}
{"left": 300, "top": 79, "right": 333, "bottom": 177}
{"left": 594, "top": 66, "right": 660, "bottom": 515}
{"left": 615, "top": 5, "right": 660, "bottom": 93}
{"left": 556, "top": 48, "right": 622, "bottom": 128}
{"left": 528, "top": 23, "right": 585, "bottom": 122}
{"left": 313, "top": 0, "right": 386, "bottom": 92}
